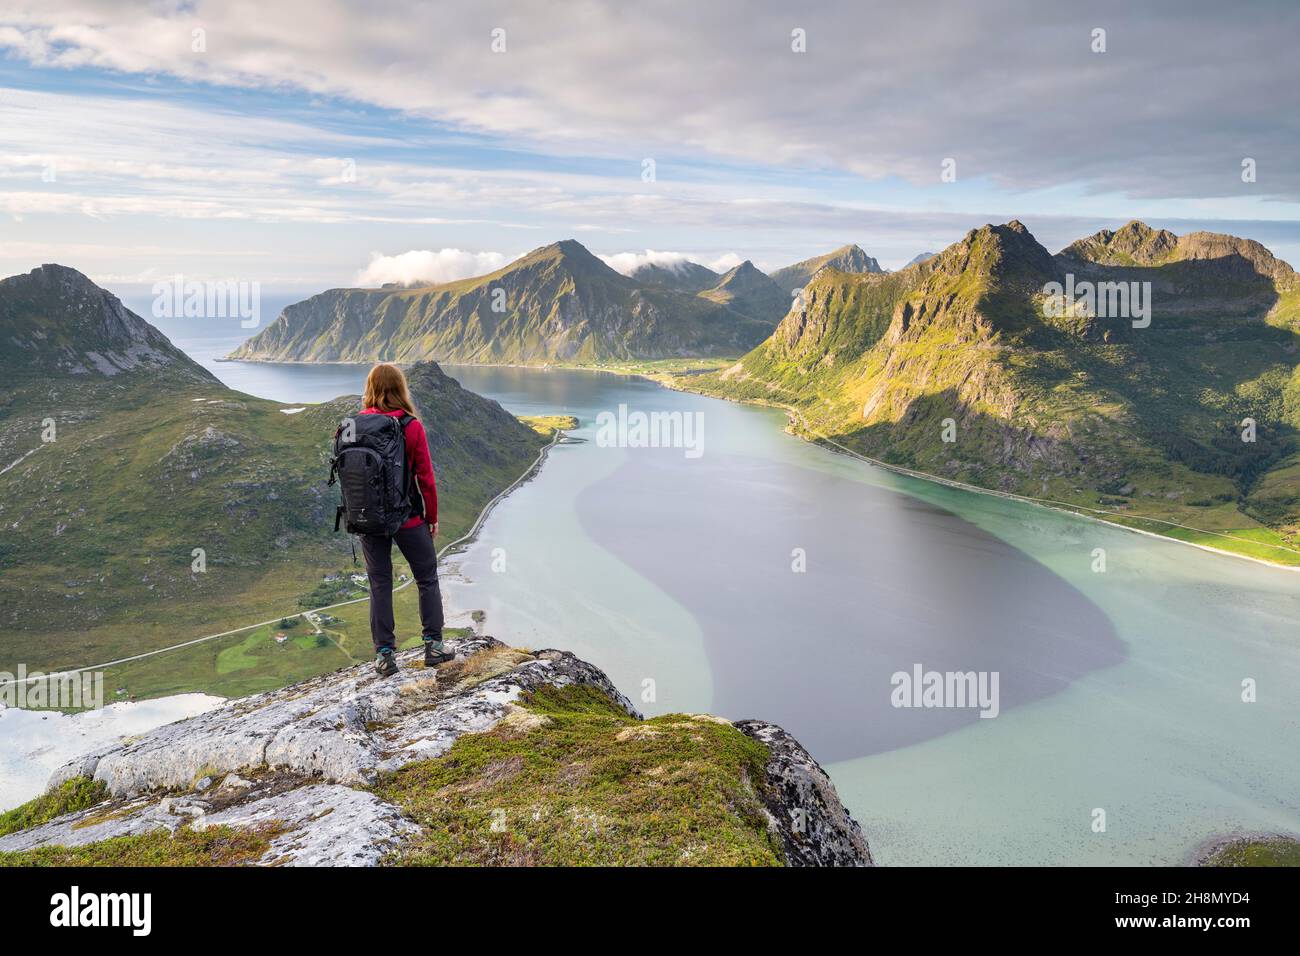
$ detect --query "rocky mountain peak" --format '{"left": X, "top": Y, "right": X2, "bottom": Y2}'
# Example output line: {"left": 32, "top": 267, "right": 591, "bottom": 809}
{"left": 527, "top": 238, "right": 618, "bottom": 274}
{"left": 770, "top": 244, "right": 883, "bottom": 294}
{"left": 823, "top": 244, "right": 883, "bottom": 274}
{"left": 0, "top": 264, "right": 214, "bottom": 381}
{"left": 717, "top": 260, "right": 763, "bottom": 283}
{"left": 944, "top": 221, "right": 1056, "bottom": 286}
{"left": 1058, "top": 220, "right": 1178, "bottom": 265}
{"left": 1058, "top": 222, "right": 1295, "bottom": 282}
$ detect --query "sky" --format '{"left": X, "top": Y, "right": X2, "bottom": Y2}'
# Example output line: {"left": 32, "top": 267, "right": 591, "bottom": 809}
{"left": 2, "top": 0, "right": 1299, "bottom": 298}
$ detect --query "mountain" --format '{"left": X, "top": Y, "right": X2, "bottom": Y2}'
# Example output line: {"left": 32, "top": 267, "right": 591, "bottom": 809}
{"left": 0, "top": 264, "right": 214, "bottom": 385}
{"left": 697, "top": 260, "right": 790, "bottom": 325}
{"left": 628, "top": 259, "right": 720, "bottom": 293}
{"left": 0, "top": 637, "right": 872, "bottom": 866}
{"left": 769, "top": 243, "right": 884, "bottom": 293}
{"left": 229, "top": 240, "right": 775, "bottom": 365}
{"left": 0, "top": 266, "right": 549, "bottom": 685}
{"left": 681, "top": 221, "right": 1300, "bottom": 565}
{"left": 904, "top": 252, "right": 938, "bottom": 268}
{"left": 1059, "top": 220, "right": 1297, "bottom": 311}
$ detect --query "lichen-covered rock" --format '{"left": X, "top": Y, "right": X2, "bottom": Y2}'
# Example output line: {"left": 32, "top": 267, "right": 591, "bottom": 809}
{"left": 48, "top": 638, "right": 636, "bottom": 798}
{"left": 734, "top": 719, "right": 873, "bottom": 866}
{"left": 6, "top": 639, "right": 868, "bottom": 867}
{"left": 0, "top": 777, "right": 417, "bottom": 866}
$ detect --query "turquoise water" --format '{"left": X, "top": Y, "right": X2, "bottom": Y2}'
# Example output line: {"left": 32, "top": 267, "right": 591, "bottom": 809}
{"left": 204, "top": 356, "right": 1300, "bottom": 865}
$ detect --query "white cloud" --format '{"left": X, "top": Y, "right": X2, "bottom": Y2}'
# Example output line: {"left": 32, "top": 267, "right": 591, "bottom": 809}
{"left": 354, "top": 249, "right": 510, "bottom": 287}
{"left": 3, "top": 0, "right": 1300, "bottom": 202}
{"left": 598, "top": 249, "right": 746, "bottom": 277}
{"left": 599, "top": 249, "right": 697, "bottom": 276}
{"left": 706, "top": 253, "right": 744, "bottom": 273}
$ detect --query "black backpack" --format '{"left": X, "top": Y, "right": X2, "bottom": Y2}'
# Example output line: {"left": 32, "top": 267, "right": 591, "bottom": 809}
{"left": 328, "top": 412, "right": 424, "bottom": 536}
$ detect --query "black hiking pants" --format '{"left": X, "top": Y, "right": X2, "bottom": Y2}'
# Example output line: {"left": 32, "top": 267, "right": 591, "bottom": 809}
{"left": 359, "top": 522, "right": 444, "bottom": 653}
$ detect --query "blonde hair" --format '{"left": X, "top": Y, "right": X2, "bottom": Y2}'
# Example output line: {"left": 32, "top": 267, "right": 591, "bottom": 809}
{"left": 362, "top": 363, "right": 417, "bottom": 415}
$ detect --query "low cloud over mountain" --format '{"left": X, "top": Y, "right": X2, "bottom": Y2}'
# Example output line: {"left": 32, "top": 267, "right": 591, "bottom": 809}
{"left": 354, "top": 249, "right": 512, "bottom": 288}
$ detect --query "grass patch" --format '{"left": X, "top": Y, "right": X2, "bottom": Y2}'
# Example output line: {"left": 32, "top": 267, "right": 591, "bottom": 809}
{"left": 0, "top": 824, "right": 280, "bottom": 867}
{"left": 1199, "top": 835, "right": 1300, "bottom": 867}
{"left": 375, "top": 684, "right": 782, "bottom": 866}
{"left": 0, "top": 777, "right": 108, "bottom": 838}
{"left": 519, "top": 414, "right": 578, "bottom": 436}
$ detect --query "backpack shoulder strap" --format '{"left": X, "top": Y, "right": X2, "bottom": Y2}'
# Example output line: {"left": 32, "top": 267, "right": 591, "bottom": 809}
{"left": 395, "top": 413, "right": 424, "bottom": 518}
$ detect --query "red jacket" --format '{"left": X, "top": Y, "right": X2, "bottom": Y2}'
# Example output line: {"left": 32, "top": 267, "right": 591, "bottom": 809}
{"left": 360, "top": 408, "right": 437, "bottom": 531}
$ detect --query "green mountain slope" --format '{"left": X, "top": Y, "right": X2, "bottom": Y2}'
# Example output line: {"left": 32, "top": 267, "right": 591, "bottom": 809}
{"left": 769, "top": 243, "right": 883, "bottom": 295}
{"left": 229, "top": 240, "right": 773, "bottom": 365}
{"left": 681, "top": 221, "right": 1300, "bottom": 564}
{"left": 0, "top": 266, "right": 548, "bottom": 683}
{"left": 697, "top": 260, "right": 789, "bottom": 325}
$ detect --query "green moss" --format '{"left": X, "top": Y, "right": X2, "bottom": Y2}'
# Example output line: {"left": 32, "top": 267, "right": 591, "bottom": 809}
{"left": 374, "top": 685, "right": 782, "bottom": 866}
{"left": 523, "top": 683, "right": 631, "bottom": 718}
{"left": 1199, "top": 836, "right": 1300, "bottom": 867}
{"left": 0, "top": 825, "right": 280, "bottom": 867}
{"left": 0, "top": 777, "right": 108, "bottom": 838}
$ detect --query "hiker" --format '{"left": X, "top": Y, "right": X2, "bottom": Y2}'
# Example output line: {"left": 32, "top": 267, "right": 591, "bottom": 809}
{"left": 330, "top": 362, "right": 451, "bottom": 677}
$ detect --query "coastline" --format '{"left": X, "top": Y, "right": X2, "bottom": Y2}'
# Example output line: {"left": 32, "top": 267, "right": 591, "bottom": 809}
{"left": 658, "top": 375, "right": 1300, "bottom": 574}
{"left": 436, "top": 423, "right": 565, "bottom": 560}
{"left": 219, "top": 353, "right": 1300, "bottom": 571}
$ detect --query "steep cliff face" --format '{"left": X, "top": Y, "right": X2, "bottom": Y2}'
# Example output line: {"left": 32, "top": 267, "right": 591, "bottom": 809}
{"left": 0, "top": 638, "right": 871, "bottom": 867}
{"left": 689, "top": 221, "right": 1300, "bottom": 562}
{"left": 229, "top": 240, "right": 774, "bottom": 365}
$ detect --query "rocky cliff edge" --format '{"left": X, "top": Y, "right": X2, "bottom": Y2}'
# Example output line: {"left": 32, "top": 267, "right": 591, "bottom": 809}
{"left": 0, "top": 639, "right": 870, "bottom": 867}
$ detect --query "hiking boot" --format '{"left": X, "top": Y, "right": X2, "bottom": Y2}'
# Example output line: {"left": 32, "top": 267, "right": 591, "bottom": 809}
{"left": 424, "top": 640, "right": 454, "bottom": 668}
{"left": 375, "top": 648, "right": 399, "bottom": 678}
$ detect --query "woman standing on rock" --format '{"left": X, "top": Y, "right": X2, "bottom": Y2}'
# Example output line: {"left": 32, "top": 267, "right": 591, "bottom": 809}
{"left": 335, "top": 362, "right": 451, "bottom": 677}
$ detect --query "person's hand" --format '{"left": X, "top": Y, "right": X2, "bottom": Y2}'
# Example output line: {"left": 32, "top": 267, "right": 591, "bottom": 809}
{"left": 429, "top": 520, "right": 439, "bottom": 539}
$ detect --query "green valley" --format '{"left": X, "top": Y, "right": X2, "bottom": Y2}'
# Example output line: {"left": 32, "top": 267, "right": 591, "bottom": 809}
{"left": 674, "top": 221, "right": 1300, "bottom": 566}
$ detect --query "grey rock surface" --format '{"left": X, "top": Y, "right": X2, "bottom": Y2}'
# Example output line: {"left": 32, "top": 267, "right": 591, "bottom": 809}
{"left": 734, "top": 718, "right": 874, "bottom": 866}
{"left": 6, "top": 639, "right": 869, "bottom": 867}
{"left": 49, "top": 638, "right": 636, "bottom": 798}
